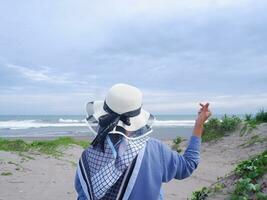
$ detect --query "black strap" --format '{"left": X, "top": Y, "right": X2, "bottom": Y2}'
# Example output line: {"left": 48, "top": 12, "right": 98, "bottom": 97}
{"left": 91, "top": 101, "right": 141, "bottom": 152}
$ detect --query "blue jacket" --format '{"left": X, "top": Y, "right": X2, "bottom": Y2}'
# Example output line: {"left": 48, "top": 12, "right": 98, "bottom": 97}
{"left": 75, "top": 135, "right": 201, "bottom": 200}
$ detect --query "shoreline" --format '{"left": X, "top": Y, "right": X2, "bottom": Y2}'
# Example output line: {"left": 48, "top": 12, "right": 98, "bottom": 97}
{"left": 0, "top": 135, "right": 93, "bottom": 142}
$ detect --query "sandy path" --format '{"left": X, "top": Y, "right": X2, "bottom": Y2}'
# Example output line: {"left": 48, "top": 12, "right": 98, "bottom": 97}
{"left": 0, "top": 123, "right": 266, "bottom": 200}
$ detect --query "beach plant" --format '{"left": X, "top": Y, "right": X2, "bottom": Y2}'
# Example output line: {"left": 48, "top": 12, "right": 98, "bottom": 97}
{"left": 231, "top": 150, "right": 267, "bottom": 199}
{"left": 0, "top": 137, "right": 90, "bottom": 157}
{"left": 191, "top": 187, "right": 209, "bottom": 200}
{"left": 240, "top": 109, "right": 267, "bottom": 136}
{"left": 1, "top": 172, "right": 12, "bottom": 176}
{"left": 0, "top": 139, "right": 30, "bottom": 152}
{"left": 190, "top": 181, "right": 225, "bottom": 200}
{"left": 30, "top": 137, "right": 90, "bottom": 156}
{"left": 213, "top": 183, "right": 225, "bottom": 192}
{"left": 240, "top": 119, "right": 258, "bottom": 136}
{"left": 240, "top": 114, "right": 258, "bottom": 136}
{"left": 202, "top": 115, "right": 241, "bottom": 142}
{"left": 255, "top": 108, "right": 267, "bottom": 123}
{"left": 234, "top": 150, "right": 267, "bottom": 180}
{"left": 245, "top": 114, "right": 253, "bottom": 122}
{"left": 239, "top": 135, "right": 267, "bottom": 148}
{"left": 172, "top": 136, "right": 184, "bottom": 153}
{"left": 220, "top": 115, "right": 242, "bottom": 132}
{"left": 231, "top": 178, "right": 261, "bottom": 199}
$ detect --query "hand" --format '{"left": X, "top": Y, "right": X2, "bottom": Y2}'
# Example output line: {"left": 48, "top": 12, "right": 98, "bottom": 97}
{"left": 193, "top": 103, "right": 212, "bottom": 137}
{"left": 196, "top": 103, "right": 212, "bottom": 126}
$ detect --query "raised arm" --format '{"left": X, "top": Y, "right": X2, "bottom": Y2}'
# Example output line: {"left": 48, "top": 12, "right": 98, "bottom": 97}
{"left": 161, "top": 103, "right": 211, "bottom": 182}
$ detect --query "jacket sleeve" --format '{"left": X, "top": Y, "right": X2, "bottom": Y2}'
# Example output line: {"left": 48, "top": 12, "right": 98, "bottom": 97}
{"left": 161, "top": 135, "right": 201, "bottom": 182}
{"left": 74, "top": 170, "right": 88, "bottom": 200}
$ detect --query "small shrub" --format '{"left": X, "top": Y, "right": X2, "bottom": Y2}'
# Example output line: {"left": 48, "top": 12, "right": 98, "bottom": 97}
{"left": 202, "top": 115, "right": 241, "bottom": 142}
{"left": 241, "top": 109, "right": 267, "bottom": 136}
{"left": 1, "top": 172, "right": 12, "bottom": 176}
{"left": 191, "top": 187, "right": 209, "bottom": 200}
{"left": 172, "top": 136, "right": 184, "bottom": 153}
{"left": 221, "top": 115, "right": 241, "bottom": 132}
{"left": 234, "top": 150, "right": 267, "bottom": 180}
{"left": 231, "top": 150, "right": 267, "bottom": 199}
{"left": 231, "top": 178, "right": 260, "bottom": 199}
{"left": 255, "top": 109, "right": 267, "bottom": 123}
{"left": 214, "top": 183, "right": 224, "bottom": 192}
{"left": 245, "top": 114, "right": 253, "bottom": 122}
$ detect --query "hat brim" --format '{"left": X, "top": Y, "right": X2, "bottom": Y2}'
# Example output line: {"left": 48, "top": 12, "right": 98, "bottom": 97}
{"left": 86, "top": 100, "right": 154, "bottom": 138}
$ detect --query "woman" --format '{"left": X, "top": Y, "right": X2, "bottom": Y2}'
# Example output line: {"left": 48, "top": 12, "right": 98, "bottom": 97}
{"left": 75, "top": 83, "right": 211, "bottom": 200}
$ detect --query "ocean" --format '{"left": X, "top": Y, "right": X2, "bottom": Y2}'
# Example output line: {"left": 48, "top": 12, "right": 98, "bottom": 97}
{"left": 0, "top": 114, "right": 228, "bottom": 140}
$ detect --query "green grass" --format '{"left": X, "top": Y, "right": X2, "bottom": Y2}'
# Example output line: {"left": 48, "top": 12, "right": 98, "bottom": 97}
{"left": 202, "top": 115, "right": 241, "bottom": 142}
{"left": 0, "top": 139, "right": 30, "bottom": 152}
{"left": 255, "top": 109, "right": 267, "bottom": 123}
{"left": 1, "top": 172, "right": 12, "bottom": 176}
{"left": 202, "top": 109, "right": 267, "bottom": 142}
{"left": 240, "top": 109, "right": 267, "bottom": 136}
{"left": 30, "top": 137, "right": 90, "bottom": 155}
{"left": 0, "top": 137, "right": 90, "bottom": 156}
{"left": 239, "top": 135, "right": 267, "bottom": 148}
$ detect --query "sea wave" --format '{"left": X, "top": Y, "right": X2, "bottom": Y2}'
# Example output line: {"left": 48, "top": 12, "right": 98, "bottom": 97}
{"left": 58, "top": 118, "right": 82, "bottom": 123}
{"left": 0, "top": 120, "right": 88, "bottom": 130}
{"left": 0, "top": 118, "right": 195, "bottom": 130}
{"left": 153, "top": 120, "right": 195, "bottom": 127}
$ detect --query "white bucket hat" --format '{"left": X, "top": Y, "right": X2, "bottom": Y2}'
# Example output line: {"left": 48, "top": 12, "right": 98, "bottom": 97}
{"left": 85, "top": 83, "right": 154, "bottom": 149}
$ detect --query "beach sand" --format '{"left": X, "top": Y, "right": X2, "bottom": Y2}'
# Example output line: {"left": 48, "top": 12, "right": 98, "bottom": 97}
{"left": 0, "top": 123, "right": 266, "bottom": 200}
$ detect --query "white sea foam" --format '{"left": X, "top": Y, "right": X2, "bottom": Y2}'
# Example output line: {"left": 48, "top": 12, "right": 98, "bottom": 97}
{"left": 0, "top": 120, "right": 88, "bottom": 130}
{"left": 0, "top": 118, "right": 195, "bottom": 130}
{"left": 58, "top": 118, "right": 81, "bottom": 123}
{"left": 153, "top": 120, "right": 195, "bottom": 127}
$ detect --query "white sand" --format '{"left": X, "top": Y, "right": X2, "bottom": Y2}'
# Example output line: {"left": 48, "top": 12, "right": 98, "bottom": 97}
{"left": 0, "top": 123, "right": 266, "bottom": 200}
{"left": 0, "top": 146, "right": 83, "bottom": 200}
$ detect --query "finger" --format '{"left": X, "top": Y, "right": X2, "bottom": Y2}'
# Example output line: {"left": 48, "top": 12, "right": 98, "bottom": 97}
{"left": 199, "top": 103, "right": 204, "bottom": 108}
{"left": 203, "top": 103, "right": 210, "bottom": 111}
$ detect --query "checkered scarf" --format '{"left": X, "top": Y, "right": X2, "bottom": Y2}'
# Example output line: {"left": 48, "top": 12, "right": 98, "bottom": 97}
{"left": 81, "top": 133, "right": 149, "bottom": 199}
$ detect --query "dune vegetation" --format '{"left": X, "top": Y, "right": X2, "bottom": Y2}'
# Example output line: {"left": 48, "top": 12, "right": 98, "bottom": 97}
{"left": 190, "top": 150, "right": 267, "bottom": 200}
{"left": 0, "top": 137, "right": 90, "bottom": 156}
{"left": 202, "top": 109, "right": 267, "bottom": 142}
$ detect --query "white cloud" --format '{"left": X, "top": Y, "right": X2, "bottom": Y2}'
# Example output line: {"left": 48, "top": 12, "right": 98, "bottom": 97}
{"left": 0, "top": 87, "right": 266, "bottom": 114}
{"left": 5, "top": 63, "right": 100, "bottom": 87}
{"left": 6, "top": 63, "right": 72, "bottom": 84}
{"left": 142, "top": 89, "right": 267, "bottom": 114}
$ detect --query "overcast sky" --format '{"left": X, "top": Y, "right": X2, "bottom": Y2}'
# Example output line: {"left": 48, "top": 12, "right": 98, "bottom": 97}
{"left": 0, "top": 0, "right": 267, "bottom": 115}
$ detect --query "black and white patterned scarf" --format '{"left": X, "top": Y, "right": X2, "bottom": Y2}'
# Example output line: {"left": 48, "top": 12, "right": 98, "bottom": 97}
{"left": 79, "top": 130, "right": 149, "bottom": 199}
